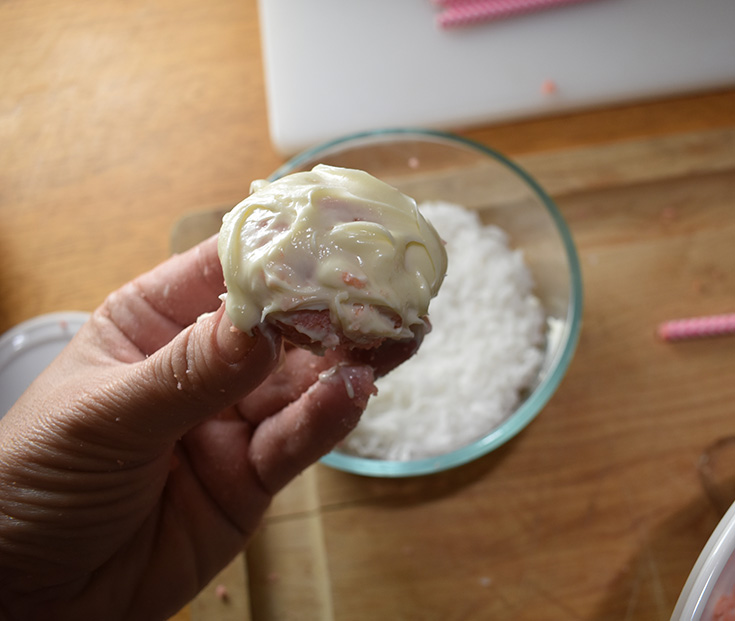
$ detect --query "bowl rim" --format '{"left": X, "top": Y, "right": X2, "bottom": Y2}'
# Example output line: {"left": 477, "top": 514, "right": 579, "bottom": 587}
{"left": 672, "top": 499, "right": 735, "bottom": 620}
{"left": 271, "top": 128, "right": 584, "bottom": 478}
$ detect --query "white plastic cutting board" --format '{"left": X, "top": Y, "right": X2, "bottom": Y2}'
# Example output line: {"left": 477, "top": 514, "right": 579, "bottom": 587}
{"left": 257, "top": 0, "right": 735, "bottom": 155}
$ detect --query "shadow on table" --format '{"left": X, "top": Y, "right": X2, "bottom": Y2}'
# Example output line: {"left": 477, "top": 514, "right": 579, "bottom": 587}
{"left": 590, "top": 485, "right": 731, "bottom": 620}
{"left": 324, "top": 436, "right": 520, "bottom": 508}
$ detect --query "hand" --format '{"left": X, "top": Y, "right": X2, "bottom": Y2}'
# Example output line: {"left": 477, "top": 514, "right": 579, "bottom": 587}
{"left": 0, "top": 236, "right": 380, "bottom": 621}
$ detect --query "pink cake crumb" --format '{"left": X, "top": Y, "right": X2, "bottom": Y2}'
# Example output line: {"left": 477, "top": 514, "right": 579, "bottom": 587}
{"left": 540, "top": 79, "right": 557, "bottom": 95}
{"left": 215, "top": 584, "right": 229, "bottom": 602}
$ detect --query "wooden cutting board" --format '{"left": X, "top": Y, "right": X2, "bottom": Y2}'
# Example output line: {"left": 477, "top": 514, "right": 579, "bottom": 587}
{"left": 173, "top": 126, "right": 735, "bottom": 620}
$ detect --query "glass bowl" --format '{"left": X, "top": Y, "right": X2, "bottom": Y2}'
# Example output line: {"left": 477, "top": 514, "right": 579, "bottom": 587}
{"left": 270, "top": 128, "right": 583, "bottom": 477}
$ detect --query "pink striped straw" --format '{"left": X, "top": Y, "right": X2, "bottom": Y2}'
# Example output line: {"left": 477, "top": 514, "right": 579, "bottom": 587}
{"left": 432, "top": 0, "right": 482, "bottom": 6}
{"left": 437, "top": 0, "right": 601, "bottom": 28}
{"left": 657, "top": 313, "right": 735, "bottom": 342}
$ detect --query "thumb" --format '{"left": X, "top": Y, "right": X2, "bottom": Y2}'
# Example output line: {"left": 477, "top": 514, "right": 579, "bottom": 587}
{"left": 115, "top": 305, "right": 281, "bottom": 444}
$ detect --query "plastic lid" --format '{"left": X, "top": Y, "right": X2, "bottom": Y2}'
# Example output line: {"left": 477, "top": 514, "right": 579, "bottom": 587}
{"left": 0, "top": 312, "right": 90, "bottom": 417}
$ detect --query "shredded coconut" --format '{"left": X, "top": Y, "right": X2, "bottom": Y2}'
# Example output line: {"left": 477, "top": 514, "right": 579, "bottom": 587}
{"left": 341, "top": 201, "right": 546, "bottom": 461}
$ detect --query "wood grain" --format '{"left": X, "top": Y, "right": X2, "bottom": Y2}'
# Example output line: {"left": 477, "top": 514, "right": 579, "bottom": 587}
{"left": 189, "top": 554, "right": 251, "bottom": 621}
{"left": 303, "top": 145, "right": 735, "bottom": 621}
{"left": 0, "top": 0, "right": 282, "bottom": 332}
{"left": 2, "top": 0, "right": 735, "bottom": 619}
{"left": 176, "top": 128, "right": 735, "bottom": 620}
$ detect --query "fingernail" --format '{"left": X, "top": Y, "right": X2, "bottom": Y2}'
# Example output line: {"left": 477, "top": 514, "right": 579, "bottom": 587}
{"left": 215, "top": 308, "right": 257, "bottom": 365}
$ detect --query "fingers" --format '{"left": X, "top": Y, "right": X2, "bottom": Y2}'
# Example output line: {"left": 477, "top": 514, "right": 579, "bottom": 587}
{"left": 348, "top": 323, "right": 426, "bottom": 378}
{"left": 177, "top": 420, "right": 272, "bottom": 538}
{"left": 111, "top": 306, "right": 281, "bottom": 446}
{"left": 101, "top": 236, "right": 225, "bottom": 357}
{"left": 238, "top": 347, "right": 350, "bottom": 424}
{"left": 248, "top": 365, "right": 376, "bottom": 495}
{"left": 239, "top": 324, "right": 425, "bottom": 424}
{"left": 137, "top": 235, "right": 225, "bottom": 325}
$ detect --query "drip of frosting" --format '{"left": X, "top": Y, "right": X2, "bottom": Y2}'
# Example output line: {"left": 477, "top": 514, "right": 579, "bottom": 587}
{"left": 218, "top": 164, "right": 447, "bottom": 344}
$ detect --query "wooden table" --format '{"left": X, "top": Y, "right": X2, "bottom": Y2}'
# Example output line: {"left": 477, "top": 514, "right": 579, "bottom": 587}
{"left": 2, "top": 1, "right": 735, "bottom": 619}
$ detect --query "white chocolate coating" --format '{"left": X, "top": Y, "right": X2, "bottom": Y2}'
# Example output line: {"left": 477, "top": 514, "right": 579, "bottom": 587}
{"left": 218, "top": 164, "right": 447, "bottom": 345}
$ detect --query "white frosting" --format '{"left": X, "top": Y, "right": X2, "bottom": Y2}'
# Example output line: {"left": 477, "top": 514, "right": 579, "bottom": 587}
{"left": 218, "top": 164, "right": 447, "bottom": 344}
